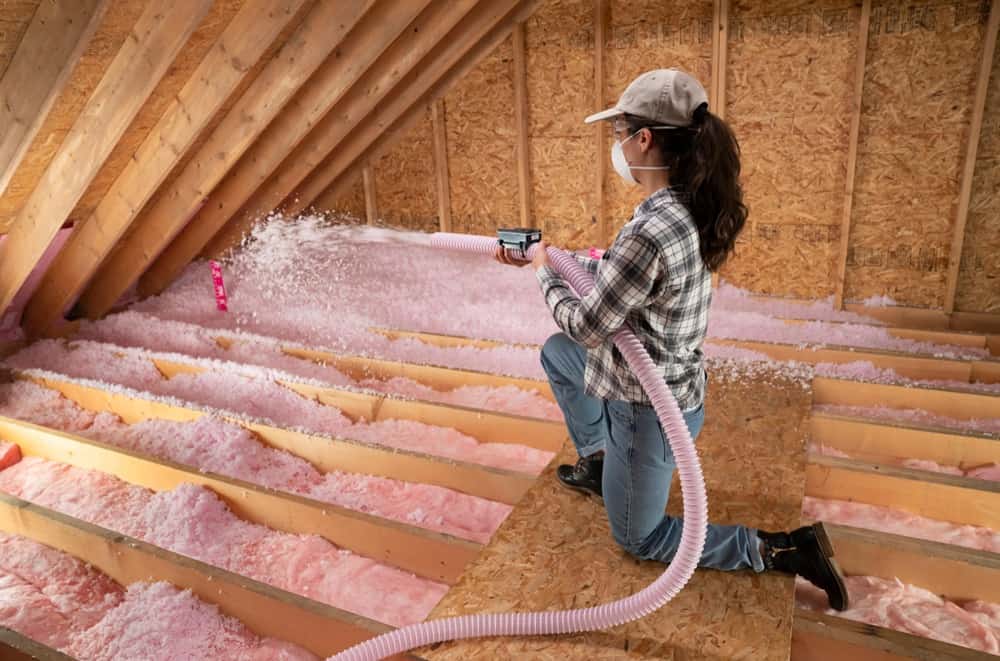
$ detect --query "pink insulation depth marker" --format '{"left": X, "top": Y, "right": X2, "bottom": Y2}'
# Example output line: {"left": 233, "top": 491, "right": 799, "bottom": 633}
{"left": 210, "top": 261, "right": 228, "bottom": 312}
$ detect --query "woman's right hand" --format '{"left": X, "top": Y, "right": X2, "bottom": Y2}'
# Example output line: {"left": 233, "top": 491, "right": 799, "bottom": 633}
{"left": 494, "top": 245, "right": 531, "bottom": 267}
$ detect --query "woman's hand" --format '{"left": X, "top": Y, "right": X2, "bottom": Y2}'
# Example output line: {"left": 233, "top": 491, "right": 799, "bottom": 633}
{"left": 531, "top": 240, "right": 551, "bottom": 271}
{"left": 494, "top": 245, "right": 531, "bottom": 267}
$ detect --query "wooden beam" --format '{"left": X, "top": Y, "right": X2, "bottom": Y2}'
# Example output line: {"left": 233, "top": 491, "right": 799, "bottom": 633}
{"left": 0, "top": 416, "right": 479, "bottom": 585}
{"left": 709, "top": 0, "right": 729, "bottom": 290}
{"left": 0, "top": 627, "right": 73, "bottom": 661}
{"left": 951, "top": 311, "right": 1000, "bottom": 335}
{"left": 362, "top": 163, "right": 378, "bottom": 226}
{"left": 25, "top": 372, "right": 534, "bottom": 506}
{"left": 252, "top": 0, "right": 538, "bottom": 227}
{"left": 21, "top": 0, "right": 308, "bottom": 337}
{"left": 143, "top": 353, "right": 564, "bottom": 451}
{"left": 793, "top": 609, "right": 991, "bottom": 661}
{"left": 513, "top": 22, "right": 532, "bottom": 230}
{"left": 149, "top": 0, "right": 475, "bottom": 287}
{"left": 944, "top": 0, "right": 1000, "bottom": 313}
{"left": 431, "top": 99, "right": 453, "bottom": 232}
{"left": 812, "top": 376, "right": 999, "bottom": 420}
{"left": 71, "top": 0, "right": 376, "bottom": 320}
{"left": 805, "top": 454, "right": 1000, "bottom": 530}
{"left": 811, "top": 413, "right": 1000, "bottom": 470}
{"left": 0, "top": 0, "right": 213, "bottom": 318}
{"left": 594, "top": 0, "right": 609, "bottom": 248}
{"left": 280, "top": 344, "right": 556, "bottom": 404}
{"left": 0, "top": 0, "right": 109, "bottom": 197}
{"left": 834, "top": 0, "right": 872, "bottom": 310}
{"left": 0, "top": 493, "right": 399, "bottom": 658}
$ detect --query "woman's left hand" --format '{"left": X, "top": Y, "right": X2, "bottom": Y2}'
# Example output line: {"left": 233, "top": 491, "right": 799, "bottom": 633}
{"left": 532, "top": 240, "right": 552, "bottom": 271}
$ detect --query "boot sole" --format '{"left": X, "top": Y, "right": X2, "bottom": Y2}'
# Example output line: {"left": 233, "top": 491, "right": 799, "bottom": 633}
{"left": 812, "top": 522, "right": 850, "bottom": 611}
{"left": 556, "top": 477, "right": 602, "bottom": 499}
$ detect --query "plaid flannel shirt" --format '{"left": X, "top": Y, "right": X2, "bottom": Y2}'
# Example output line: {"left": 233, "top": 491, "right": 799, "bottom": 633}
{"left": 535, "top": 186, "right": 711, "bottom": 410}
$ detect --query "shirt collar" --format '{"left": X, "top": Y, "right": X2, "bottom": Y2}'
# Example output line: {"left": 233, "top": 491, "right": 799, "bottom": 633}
{"left": 634, "top": 186, "right": 685, "bottom": 217}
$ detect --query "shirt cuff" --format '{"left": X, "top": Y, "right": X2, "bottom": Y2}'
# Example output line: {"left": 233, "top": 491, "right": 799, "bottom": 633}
{"left": 534, "top": 264, "right": 561, "bottom": 290}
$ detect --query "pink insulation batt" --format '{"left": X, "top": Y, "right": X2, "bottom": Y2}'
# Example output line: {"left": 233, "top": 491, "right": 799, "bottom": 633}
{"left": 814, "top": 403, "right": 1000, "bottom": 437}
{"left": 76, "top": 311, "right": 562, "bottom": 420}
{"left": 796, "top": 576, "right": 1000, "bottom": 653}
{"left": 809, "top": 444, "right": 998, "bottom": 483}
{"left": 0, "top": 381, "right": 511, "bottom": 543}
{"left": 4, "top": 340, "right": 554, "bottom": 474}
{"left": 802, "top": 497, "right": 1000, "bottom": 553}
{"left": 0, "top": 457, "right": 447, "bottom": 627}
{"left": 0, "top": 533, "right": 316, "bottom": 660}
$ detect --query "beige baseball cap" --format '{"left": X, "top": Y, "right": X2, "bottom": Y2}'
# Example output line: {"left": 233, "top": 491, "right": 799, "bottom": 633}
{"left": 585, "top": 68, "right": 708, "bottom": 127}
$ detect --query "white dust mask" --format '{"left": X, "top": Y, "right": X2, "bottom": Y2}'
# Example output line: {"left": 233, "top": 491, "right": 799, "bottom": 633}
{"left": 610, "top": 127, "right": 673, "bottom": 186}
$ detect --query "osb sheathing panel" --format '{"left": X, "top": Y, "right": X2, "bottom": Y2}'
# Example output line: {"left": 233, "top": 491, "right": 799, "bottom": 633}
{"left": 0, "top": 3, "right": 145, "bottom": 233}
{"left": 604, "top": 0, "right": 714, "bottom": 242}
{"left": 319, "top": 172, "right": 366, "bottom": 223}
{"left": 719, "top": 0, "right": 858, "bottom": 299}
{"left": 0, "top": 0, "right": 40, "bottom": 80}
{"left": 421, "top": 370, "right": 808, "bottom": 660}
{"left": 844, "top": 0, "right": 990, "bottom": 307}
{"left": 446, "top": 36, "right": 519, "bottom": 238}
{"left": 956, "top": 28, "right": 1000, "bottom": 313}
{"left": 525, "top": 0, "right": 597, "bottom": 249}
{"left": 66, "top": 0, "right": 245, "bottom": 226}
{"left": 372, "top": 105, "right": 439, "bottom": 234}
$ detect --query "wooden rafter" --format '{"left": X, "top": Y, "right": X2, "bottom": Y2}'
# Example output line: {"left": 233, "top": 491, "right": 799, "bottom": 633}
{"left": 207, "top": 0, "right": 536, "bottom": 257}
{"left": 136, "top": 0, "right": 441, "bottom": 297}
{"left": 20, "top": 0, "right": 308, "bottom": 337}
{"left": 0, "top": 0, "right": 109, "bottom": 197}
{"left": 0, "top": 0, "right": 213, "bottom": 319}
{"left": 944, "top": 0, "right": 1000, "bottom": 313}
{"left": 69, "top": 0, "right": 377, "bottom": 320}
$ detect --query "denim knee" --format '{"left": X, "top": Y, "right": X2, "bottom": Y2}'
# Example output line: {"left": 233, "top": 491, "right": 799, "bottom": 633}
{"left": 540, "top": 332, "right": 572, "bottom": 370}
{"left": 610, "top": 519, "right": 655, "bottom": 559}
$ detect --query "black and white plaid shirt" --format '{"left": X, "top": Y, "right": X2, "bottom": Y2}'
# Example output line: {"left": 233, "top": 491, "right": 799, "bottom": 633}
{"left": 535, "top": 186, "right": 711, "bottom": 411}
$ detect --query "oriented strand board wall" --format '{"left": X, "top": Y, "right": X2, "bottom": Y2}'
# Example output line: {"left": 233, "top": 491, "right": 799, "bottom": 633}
{"left": 525, "top": 0, "right": 596, "bottom": 248}
{"left": 605, "top": 0, "right": 715, "bottom": 239}
{"left": 372, "top": 105, "right": 439, "bottom": 233}
{"left": 956, "top": 24, "right": 1000, "bottom": 313}
{"left": 446, "top": 36, "right": 519, "bottom": 237}
{"left": 844, "top": 0, "right": 991, "bottom": 307}
{"left": 720, "top": 0, "right": 859, "bottom": 299}
{"left": 317, "top": 172, "right": 366, "bottom": 222}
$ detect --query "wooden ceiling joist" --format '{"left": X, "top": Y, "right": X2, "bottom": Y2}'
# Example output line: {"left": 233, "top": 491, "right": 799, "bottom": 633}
{"left": 140, "top": 0, "right": 476, "bottom": 295}
{"left": 0, "top": 0, "right": 109, "bottom": 198}
{"left": 283, "top": 0, "right": 542, "bottom": 220}
{"left": 0, "top": 0, "right": 213, "bottom": 319}
{"left": 20, "top": 0, "right": 309, "bottom": 338}
{"left": 68, "top": 0, "right": 377, "bottom": 321}
{"left": 136, "top": 0, "right": 450, "bottom": 294}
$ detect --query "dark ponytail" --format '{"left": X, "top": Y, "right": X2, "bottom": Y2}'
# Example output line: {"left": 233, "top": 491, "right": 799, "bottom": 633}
{"left": 626, "top": 105, "right": 748, "bottom": 272}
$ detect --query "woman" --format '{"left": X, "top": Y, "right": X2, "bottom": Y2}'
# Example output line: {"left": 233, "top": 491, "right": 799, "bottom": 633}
{"left": 496, "top": 69, "right": 847, "bottom": 610}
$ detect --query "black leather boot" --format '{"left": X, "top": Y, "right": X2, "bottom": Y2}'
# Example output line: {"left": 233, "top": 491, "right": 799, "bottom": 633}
{"left": 556, "top": 455, "right": 603, "bottom": 497}
{"left": 759, "top": 522, "right": 849, "bottom": 611}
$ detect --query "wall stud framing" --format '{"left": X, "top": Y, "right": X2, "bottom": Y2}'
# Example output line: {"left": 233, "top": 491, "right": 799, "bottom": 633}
{"left": 431, "top": 99, "right": 453, "bottom": 232}
{"left": 513, "top": 22, "right": 532, "bottom": 230}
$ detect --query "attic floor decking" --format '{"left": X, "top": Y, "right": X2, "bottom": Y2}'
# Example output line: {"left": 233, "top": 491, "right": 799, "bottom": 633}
{"left": 421, "top": 371, "right": 808, "bottom": 660}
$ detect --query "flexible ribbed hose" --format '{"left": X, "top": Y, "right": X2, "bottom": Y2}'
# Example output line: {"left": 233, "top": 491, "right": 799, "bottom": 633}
{"left": 330, "top": 233, "right": 708, "bottom": 660}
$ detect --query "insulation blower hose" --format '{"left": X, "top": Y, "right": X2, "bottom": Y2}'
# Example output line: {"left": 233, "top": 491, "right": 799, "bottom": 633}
{"left": 330, "top": 233, "right": 709, "bottom": 660}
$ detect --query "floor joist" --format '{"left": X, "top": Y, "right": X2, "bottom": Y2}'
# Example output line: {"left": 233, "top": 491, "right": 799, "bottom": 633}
{"left": 19, "top": 372, "right": 533, "bottom": 507}
{"left": 0, "top": 416, "right": 479, "bottom": 585}
{"left": 813, "top": 377, "right": 999, "bottom": 421}
{"left": 0, "top": 492, "right": 403, "bottom": 659}
{"left": 805, "top": 454, "right": 1000, "bottom": 531}
{"left": 793, "top": 524, "right": 1000, "bottom": 661}
{"left": 142, "top": 353, "right": 565, "bottom": 452}
{"left": 811, "top": 413, "right": 999, "bottom": 470}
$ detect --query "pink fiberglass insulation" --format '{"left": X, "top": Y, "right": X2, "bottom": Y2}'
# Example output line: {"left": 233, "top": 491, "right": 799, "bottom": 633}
{"left": 802, "top": 496, "right": 1000, "bottom": 553}
{"left": 4, "top": 340, "right": 554, "bottom": 473}
{"left": 711, "top": 282, "right": 890, "bottom": 324}
{"left": 128, "top": 218, "right": 976, "bottom": 369}
{"left": 0, "top": 533, "right": 316, "bottom": 660}
{"left": 808, "top": 443, "right": 998, "bottom": 482}
{"left": 77, "top": 311, "right": 561, "bottom": 419}
{"left": 812, "top": 361, "right": 1000, "bottom": 395}
{"left": 0, "top": 457, "right": 448, "bottom": 626}
{"left": 795, "top": 576, "right": 1000, "bottom": 654}
{"left": 0, "top": 381, "right": 510, "bottom": 542}
{"left": 814, "top": 404, "right": 1000, "bottom": 437}
{"left": 0, "top": 228, "right": 72, "bottom": 336}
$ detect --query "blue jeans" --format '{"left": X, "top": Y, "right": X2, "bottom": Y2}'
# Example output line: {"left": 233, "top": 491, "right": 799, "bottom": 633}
{"left": 541, "top": 333, "right": 765, "bottom": 572}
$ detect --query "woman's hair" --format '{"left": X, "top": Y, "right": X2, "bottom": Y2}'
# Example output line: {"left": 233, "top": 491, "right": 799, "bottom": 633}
{"left": 625, "top": 104, "right": 748, "bottom": 272}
